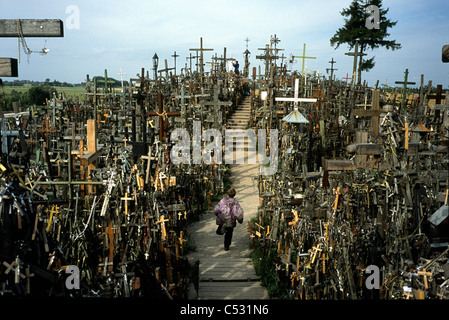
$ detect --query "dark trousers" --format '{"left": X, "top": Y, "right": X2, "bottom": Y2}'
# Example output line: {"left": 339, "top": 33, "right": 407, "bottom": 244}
{"left": 224, "top": 227, "right": 234, "bottom": 249}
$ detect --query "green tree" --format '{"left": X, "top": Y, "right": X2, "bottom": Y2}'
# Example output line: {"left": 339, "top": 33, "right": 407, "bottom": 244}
{"left": 27, "top": 85, "right": 54, "bottom": 106}
{"left": 330, "top": 0, "right": 401, "bottom": 84}
{"left": 0, "top": 89, "right": 25, "bottom": 111}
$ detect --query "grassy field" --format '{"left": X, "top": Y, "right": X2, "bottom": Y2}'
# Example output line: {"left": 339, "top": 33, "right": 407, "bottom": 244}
{"left": 1, "top": 86, "right": 123, "bottom": 100}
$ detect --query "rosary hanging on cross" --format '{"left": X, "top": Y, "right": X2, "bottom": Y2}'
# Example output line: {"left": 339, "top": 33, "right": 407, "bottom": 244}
{"left": 16, "top": 18, "right": 50, "bottom": 63}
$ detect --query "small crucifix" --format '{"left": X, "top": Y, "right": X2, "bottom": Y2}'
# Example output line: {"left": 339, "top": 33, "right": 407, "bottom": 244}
{"left": 156, "top": 214, "right": 169, "bottom": 241}
{"left": 121, "top": 192, "right": 133, "bottom": 216}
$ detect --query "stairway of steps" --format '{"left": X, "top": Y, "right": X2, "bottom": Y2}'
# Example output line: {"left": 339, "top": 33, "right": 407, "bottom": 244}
{"left": 226, "top": 96, "right": 251, "bottom": 130}
{"left": 186, "top": 94, "right": 269, "bottom": 300}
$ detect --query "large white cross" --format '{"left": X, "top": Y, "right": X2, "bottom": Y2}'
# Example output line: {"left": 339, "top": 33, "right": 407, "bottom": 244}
{"left": 275, "top": 78, "right": 317, "bottom": 110}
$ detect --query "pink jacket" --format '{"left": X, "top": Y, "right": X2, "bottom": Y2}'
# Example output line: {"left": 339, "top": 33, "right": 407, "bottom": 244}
{"left": 214, "top": 197, "right": 244, "bottom": 228}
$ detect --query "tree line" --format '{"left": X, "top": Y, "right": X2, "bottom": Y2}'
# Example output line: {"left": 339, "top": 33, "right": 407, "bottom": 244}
{"left": 1, "top": 79, "right": 83, "bottom": 87}
{"left": 0, "top": 85, "right": 56, "bottom": 111}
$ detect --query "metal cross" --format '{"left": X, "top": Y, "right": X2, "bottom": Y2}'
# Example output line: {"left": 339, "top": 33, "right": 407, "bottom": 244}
{"left": 244, "top": 37, "right": 250, "bottom": 50}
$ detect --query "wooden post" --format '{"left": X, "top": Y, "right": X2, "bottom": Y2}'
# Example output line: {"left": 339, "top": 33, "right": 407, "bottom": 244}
{"left": 426, "top": 84, "right": 445, "bottom": 120}
{"left": 0, "top": 19, "right": 63, "bottom": 37}
{"left": 87, "top": 119, "right": 97, "bottom": 153}
{"left": 352, "top": 90, "right": 383, "bottom": 137}
{"left": 0, "top": 58, "right": 18, "bottom": 77}
{"left": 417, "top": 268, "right": 432, "bottom": 290}
{"left": 0, "top": 19, "right": 63, "bottom": 77}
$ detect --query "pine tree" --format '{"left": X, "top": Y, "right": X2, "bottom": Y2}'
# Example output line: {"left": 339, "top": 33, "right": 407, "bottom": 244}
{"left": 330, "top": 0, "right": 401, "bottom": 84}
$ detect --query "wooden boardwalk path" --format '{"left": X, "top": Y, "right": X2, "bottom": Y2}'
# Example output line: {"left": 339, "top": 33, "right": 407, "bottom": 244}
{"left": 186, "top": 96, "right": 269, "bottom": 300}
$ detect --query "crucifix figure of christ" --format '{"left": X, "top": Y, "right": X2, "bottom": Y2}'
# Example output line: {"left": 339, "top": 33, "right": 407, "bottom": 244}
{"left": 395, "top": 68, "right": 416, "bottom": 111}
{"left": 189, "top": 37, "right": 213, "bottom": 86}
{"left": 345, "top": 42, "right": 367, "bottom": 87}
{"left": 256, "top": 44, "right": 279, "bottom": 80}
{"left": 38, "top": 115, "right": 56, "bottom": 146}
{"left": 146, "top": 93, "right": 181, "bottom": 142}
{"left": 292, "top": 44, "right": 316, "bottom": 97}
{"left": 0, "top": 19, "right": 63, "bottom": 77}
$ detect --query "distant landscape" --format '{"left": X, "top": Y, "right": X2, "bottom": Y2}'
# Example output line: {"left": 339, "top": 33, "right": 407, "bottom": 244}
{"left": 0, "top": 76, "right": 128, "bottom": 110}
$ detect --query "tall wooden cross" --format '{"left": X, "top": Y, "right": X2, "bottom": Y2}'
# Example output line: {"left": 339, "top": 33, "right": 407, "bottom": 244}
{"left": 0, "top": 19, "right": 63, "bottom": 77}
{"left": 202, "top": 84, "right": 233, "bottom": 129}
{"left": 158, "top": 59, "right": 175, "bottom": 82}
{"left": 96, "top": 69, "right": 115, "bottom": 94}
{"left": 395, "top": 68, "right": 416, "bottom": 110}
{"left": 427, "top": 84, "right": 445, "bottom": 120}
{"left": 189, "top": 37, "right": 213, "bottom": 86}
{"left": 146, "top": 93, "right": 181, "bottom": 142}
{"left": 292, "top": 44, "right": 316, "bottom": 96}
{"left": 186, "top": 52, "right": 198, "bottom": 75}
{"left": 344, "top": 42, "right": 366, "bottom": 86}
{"left": 171, "top": 51, "right": 179, "bottom": 77}
{"left": 270, "top": 34, "right": 284, "bottom": 65}
{"left": 352, "top": 89, "right": 383, "bottom": 136}
{"left": 256, "top": 44, "right": 275, "bottom": 79}
{"left": 326, "top": 58, "right": 337, "bottom": 82}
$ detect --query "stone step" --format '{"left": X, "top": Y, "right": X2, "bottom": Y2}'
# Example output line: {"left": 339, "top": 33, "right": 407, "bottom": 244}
{"left": 228, "top": 118, "right": 249, "bottom": 123}
{"left": 199, "top": 281, "right": 269, "bottom": 300}
{"left": 199, "top": 258, "right": 259, "bottom": 281}
{"left": 233, "top": 112, "right": 250, "bottom": 116}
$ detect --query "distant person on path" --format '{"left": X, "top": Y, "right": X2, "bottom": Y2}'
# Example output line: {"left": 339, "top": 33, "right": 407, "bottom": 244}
{"left": 233, "top": 61, "right": 239, "bottom": 75}
{"left": 214, "top": 188, "right": 244, "bottom": 251}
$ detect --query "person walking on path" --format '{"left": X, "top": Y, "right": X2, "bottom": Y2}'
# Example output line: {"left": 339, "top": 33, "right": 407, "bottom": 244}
{"left": 214, "top": 188, "right": 244, "bottom": 251}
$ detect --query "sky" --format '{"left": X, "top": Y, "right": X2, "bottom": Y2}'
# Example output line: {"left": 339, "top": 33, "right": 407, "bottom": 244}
{"left": 1, "top": 0, "right": 449, "bottom": 89}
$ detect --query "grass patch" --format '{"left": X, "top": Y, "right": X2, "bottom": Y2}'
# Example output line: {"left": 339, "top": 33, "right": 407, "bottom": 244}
{"left": 248, "top": 218, "right": 289, "bottom": 299}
